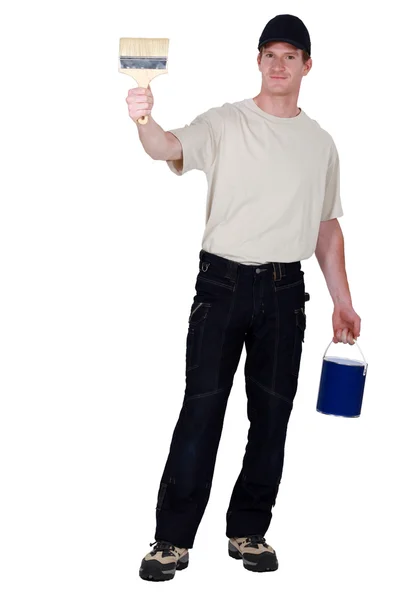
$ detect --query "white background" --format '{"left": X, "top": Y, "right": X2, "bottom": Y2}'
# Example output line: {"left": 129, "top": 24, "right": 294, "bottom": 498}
{"left": 1, "top": 0, "right": 399, "bottom": 598}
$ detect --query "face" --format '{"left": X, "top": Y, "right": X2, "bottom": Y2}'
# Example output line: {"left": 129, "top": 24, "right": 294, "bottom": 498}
{"left": 257, "top": 41, "right": 312, "bottom": 96}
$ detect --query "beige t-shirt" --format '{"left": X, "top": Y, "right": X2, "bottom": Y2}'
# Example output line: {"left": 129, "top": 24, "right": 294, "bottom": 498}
{"left": 167, "top": 98, "right": 343, "bottom": 264}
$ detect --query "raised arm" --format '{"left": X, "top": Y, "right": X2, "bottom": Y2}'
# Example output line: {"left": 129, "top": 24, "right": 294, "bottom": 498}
{"left": 125, "top": 86, "right": 182, "bottom": 164}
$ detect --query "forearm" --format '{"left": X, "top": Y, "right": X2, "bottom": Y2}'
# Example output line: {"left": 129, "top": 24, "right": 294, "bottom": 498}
{"left": 136, "top": 116, "right": 175, "bottom": 160}
{"left": 315, "top": 219, "right": 352, "bottom": 306}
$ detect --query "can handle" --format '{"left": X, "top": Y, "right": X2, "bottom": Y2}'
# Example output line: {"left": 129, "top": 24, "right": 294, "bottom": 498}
{"left": 323, "top": 339, "right": 368, "bottom": 376}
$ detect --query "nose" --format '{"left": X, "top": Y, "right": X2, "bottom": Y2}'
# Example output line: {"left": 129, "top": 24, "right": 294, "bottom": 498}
{"left": 270, "top": 57, "right": 286, "bottom": 71}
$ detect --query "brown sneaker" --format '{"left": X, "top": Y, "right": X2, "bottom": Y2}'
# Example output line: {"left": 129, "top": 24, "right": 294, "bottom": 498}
{"left": 139, "top": 540, "right": 189, "bottom": 582}
{"left": 228, "top": 535, "right": 278, "bottom": 572}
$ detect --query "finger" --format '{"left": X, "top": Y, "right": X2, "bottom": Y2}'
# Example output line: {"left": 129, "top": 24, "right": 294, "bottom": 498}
{"left": 140, "top": 87, "right": 153, "bottom": 97}
{"left": 126, "top": 93, "right": 147, "bottom": 103}
{"left": 135, "top": 108, "right": 151, "bottom": 116}
{"left": 126, "top": 98, "right": 153, "bottom": 111}
{"left": 132, "top": 98, "right": 153, "bottom": 108}
{"left": 135, "top": 92, "right": 153, "bottom": 103}
{"left": 128, "top": 87, "right": 149, "bottom": 98}
{"left": 129, "top": 109, "right": 151, "bottom": 120}
{"left": 348, "top": 331, "right": 355, "bottom": 345}
{"left": 341, "top": 328, "right": 348, "bottom": 343}
{"left": 355, "top": 317, "right": 361, "bottom": 337}
{"left": 336, "top": 329, "right": 342, "bottom": 342}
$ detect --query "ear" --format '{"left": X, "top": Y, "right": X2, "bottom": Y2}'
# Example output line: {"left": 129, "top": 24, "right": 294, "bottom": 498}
{"left": 303, "top": 57, "right": 312, "bottom": 76}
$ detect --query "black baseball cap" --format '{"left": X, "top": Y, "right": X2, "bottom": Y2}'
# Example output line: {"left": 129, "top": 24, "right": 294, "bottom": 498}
{"left": 258, "top": 14, "right": 311, "bottom": 56}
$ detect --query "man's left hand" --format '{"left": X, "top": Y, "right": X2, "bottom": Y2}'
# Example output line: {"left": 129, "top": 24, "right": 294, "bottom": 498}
{"left": 332, "top": 303, "right": 361, "bottom": 345}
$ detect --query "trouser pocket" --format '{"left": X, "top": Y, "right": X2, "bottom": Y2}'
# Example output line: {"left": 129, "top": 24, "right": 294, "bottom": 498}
{"left": 291, "top": 307, "right": 306, "bottom": 376}
{"left": 186, "top": 301, "right": 211, "bottom": 372}
{"left": 156, "top": 482, "right": 168, "bottom": 512}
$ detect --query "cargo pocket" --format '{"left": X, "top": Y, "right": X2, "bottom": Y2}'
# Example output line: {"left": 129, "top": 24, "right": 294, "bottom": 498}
{"left": 186, "top": 301, "right": 211, "bottom": 372}
{"left": 156, "top": 482, "right": 167, "bottom": 512}
{"left": 291, "top": 307, "right": 306, "bottom": 377}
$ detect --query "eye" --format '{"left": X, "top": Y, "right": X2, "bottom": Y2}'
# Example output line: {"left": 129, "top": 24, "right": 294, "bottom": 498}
{"left": 287, "top": 55, "right": 295, "bottom": 59}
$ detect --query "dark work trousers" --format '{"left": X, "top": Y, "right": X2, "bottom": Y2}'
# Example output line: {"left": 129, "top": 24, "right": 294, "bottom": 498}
{"left": 154, "top": 248, "right": 308, "bottom": 549}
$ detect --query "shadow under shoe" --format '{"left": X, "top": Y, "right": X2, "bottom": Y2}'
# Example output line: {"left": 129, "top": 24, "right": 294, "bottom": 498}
{"left": 139, "top": 540, "right": 189, "bottom": 582}
{"left": 228, "top": 535, "right": 278, "bottom": 572}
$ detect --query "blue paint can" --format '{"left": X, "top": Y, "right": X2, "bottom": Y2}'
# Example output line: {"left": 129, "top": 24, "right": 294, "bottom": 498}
{"left": 316, "top": 340, "right": 368, "bottom": 418}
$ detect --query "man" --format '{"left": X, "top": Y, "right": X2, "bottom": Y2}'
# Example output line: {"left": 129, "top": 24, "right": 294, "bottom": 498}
{"left": 127, "top": 14, "right": 362, "bottom": 582}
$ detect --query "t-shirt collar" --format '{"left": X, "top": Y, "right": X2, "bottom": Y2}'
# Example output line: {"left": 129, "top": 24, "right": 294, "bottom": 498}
{"left": 245, "top": 98, "right": 305, "bottom": 123}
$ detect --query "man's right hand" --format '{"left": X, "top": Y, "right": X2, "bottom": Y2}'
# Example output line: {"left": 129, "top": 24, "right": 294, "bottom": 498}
{"left": 126, "top": 86, "right": 154, "bottom": 123}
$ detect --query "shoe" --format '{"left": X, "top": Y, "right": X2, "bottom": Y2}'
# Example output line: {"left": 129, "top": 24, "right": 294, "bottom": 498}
{"left": 228, "top": 535, "right": 278, "bottom": 572}
{"left": 139, "top": 540, "right": 189, "bottom": 582}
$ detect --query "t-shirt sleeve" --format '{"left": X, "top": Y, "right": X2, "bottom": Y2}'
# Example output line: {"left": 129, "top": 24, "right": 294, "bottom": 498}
{"left": 321, "top": 140, "right": 344, "bottom": 221}
{"left": 166, "top": 109, "right": 221, "bottom": 176}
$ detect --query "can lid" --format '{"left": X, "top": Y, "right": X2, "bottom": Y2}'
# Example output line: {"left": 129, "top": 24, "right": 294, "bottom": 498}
{"left": 323, "top": 339, "right": 367, "bottom": 375}
{"left": 324, "top": 356, "right": 365, "bottom": 367}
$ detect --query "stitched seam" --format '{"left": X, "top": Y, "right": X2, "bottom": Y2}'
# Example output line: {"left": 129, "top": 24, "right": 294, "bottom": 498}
{"left": 198, "top": 275, "right": 235, "bottom": 290}
{"left": 274, "top": 280, "right": 303, "bottom": 291}
{"left": 185, "top": 386, "right": 230, "bottom": 400}
{"left": 189, "top": 302, "right": 203, "bottom": 320}
{"left": 246, "top": 375, "right": 292, "bottom": 405}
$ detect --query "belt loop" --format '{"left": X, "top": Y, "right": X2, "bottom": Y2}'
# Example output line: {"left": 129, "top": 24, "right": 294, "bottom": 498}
{"left": 199, "top": 249, "right": 204, "bottom": 270}
{"left": 273, "top": 262, "right": 284, "bottom": 281}
{"left": 225, "top": 258, "right": 237, "bottom": 282}
{"left": 273, "top": 262, "right": 279, "bottom": 281}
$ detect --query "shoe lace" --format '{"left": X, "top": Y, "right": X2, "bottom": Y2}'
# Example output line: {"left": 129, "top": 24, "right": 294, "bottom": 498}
{"left": 245, "top": 534, "right": 266, "bottom": 547}
{"left": 149, "top": 540, "right": 176, "bottom": 554}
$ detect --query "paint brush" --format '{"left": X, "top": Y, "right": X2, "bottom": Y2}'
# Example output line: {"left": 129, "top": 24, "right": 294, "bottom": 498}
{"left": 119, "top": 37, "right": 169, "bottom": 125}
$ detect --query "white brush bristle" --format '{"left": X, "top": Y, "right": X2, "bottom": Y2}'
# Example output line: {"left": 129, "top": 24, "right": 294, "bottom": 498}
{"left": 119, "top": 37, "right": 169, "bottom": 58}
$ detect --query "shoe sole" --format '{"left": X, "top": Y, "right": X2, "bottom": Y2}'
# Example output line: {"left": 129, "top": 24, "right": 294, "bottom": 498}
{"left": 139, "top": 552, "right": 189, "bottom": 582}
{"left": 228, "top": 541, "right": 279, "bottom": 572}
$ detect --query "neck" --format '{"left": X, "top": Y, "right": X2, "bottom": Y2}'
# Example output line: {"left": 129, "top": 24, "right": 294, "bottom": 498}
{"left": 253, "top": 91, "right": 301, "bottom": 118}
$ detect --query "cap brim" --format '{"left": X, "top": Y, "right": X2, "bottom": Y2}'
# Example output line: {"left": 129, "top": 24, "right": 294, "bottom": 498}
{"left": 258, "top": 37, "right": 306, "bottom": 52}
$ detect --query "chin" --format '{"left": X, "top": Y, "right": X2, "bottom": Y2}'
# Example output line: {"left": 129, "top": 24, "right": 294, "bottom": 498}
{"left": 267, "top": 87, "right": 290, "bottom": 96}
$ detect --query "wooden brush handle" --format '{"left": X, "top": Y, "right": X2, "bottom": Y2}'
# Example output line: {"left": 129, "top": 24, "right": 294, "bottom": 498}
{"left": 138, "top": 115, "right": 148, "bottom": 125}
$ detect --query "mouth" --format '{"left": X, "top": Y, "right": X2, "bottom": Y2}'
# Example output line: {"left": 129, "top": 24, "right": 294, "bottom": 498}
{"left": 270, "top": 76, "right": 287, "bottom": 79}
